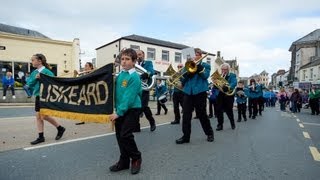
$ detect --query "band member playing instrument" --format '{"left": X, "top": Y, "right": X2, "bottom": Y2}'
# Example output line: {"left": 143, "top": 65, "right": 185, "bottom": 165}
{"left": 235, "top": 81, "right": 247, "bottom": 122}
{"left": 109, "top": 48, "right": 142, "bottom": 174}
{"left": 74, "top": 62, "right": 94, "bottom": 125}
{"left": 155, "top": 79, "right": 168, "bottom": 115}
{"left": 136, "top": 50, "right": 156, "bottom": 132}
{"left": 214, "top": 63, "right": 237, "bottom": 131}
{"left": 176, "top": 48, "right": 214, "bottom": 144}
{"left": 256, "top": 78, "right": 265, "bottom": 116}
{"left": 27, "top": 54, "right": 66, "bottom": 145}
{"left": 247, "top": 79, "right": 259, "bottom": 119}
{"left": 171, "top": 64, "right": 184, "bottom": 124}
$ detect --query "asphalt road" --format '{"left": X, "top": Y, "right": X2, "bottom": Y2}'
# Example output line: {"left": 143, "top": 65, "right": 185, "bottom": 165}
{"left": 0, "top": 105, "right": 320, "bottom": 180}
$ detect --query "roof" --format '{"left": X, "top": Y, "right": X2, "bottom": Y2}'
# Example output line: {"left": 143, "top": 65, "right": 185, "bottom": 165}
{"left": 289, "top": 29, "right": 320, "bottom": 51}
{"left": 96, "top": 34, "right": 189, "bottom": 50}
{"left": 260, "top": 70, "right": 268, "bottom": 75}
{"left": 0, "top": 23, "right": 49, "bottom": 39}
{"left": 299, "top": 58, "right": 320, "bottom": 70}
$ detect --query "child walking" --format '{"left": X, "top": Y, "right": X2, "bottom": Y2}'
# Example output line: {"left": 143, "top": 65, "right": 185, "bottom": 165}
{"left": 27, "top": 54, "right": 66, "bottom": 145}
{"left": 109, "top": 48, "right": 142, "bottom": 174}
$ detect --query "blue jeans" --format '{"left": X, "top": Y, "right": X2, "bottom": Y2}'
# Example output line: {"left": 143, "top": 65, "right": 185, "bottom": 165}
{"left": 23, "top": 85, "right": 32, "bottom": 97}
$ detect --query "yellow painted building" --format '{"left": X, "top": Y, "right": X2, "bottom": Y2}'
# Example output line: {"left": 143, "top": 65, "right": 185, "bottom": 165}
{"left": 0, "top": 24, "right": 80, "bottom": 85}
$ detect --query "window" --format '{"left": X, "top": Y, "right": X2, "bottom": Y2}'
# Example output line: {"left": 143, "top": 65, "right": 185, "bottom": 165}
{"left": 206, "top": 57, "right": 211, "bottom": 64}
{"left": 302, "top": 70, "right": 306, "bottom": 80}
{"left": 147, "top": 48, "right": 156, "bottom": 60}
{"left": 14, "top": 62, "right": 29, "bottom": 84}
{"left": 0, "top": 61, "right": 13, "bottom": 84}
{"left": 162, "top": 50, "right": 169, "bottom": 61}
{"left": 310, "top": 68, "right": 313, "bottom": 80}
{"left": 174, "top": 52, "right": 181, "bottom": 63}
{"left": 130, "top": 45, "right": 140, "bottom": 51}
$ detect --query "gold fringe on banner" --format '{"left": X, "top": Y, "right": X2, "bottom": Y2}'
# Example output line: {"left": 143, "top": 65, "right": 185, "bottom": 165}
{"left": 40, "top": 108, "right": 110, "bottom": 124}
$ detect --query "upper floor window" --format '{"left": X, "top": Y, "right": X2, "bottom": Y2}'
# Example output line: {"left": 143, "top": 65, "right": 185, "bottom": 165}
{"left": 130, "top": 45, "right": 140, "bottom": 51}
{"left": 147, "top": 48, "right": 156, "bottom": 60}
{"left": 162, "top": 50, "right": 169, "bottom": 61}
{"left": 175, "top": 52, "right": 181, "bottom": 63}
{"left": 206, "top": 57, "right": 211, "bottom": 64}
{"left": 302, "top": 70, "right": 306, "bottom": 80}
{"left": 310, "top": 68, "right": 313, "bottom": 80}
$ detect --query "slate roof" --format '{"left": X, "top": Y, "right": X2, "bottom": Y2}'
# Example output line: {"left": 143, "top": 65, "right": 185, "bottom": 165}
{"left": 0, "top": 23, "right": 49, "bottom": 39}
{"left": 289, "top": 29, "right": 320, "bottom": 51}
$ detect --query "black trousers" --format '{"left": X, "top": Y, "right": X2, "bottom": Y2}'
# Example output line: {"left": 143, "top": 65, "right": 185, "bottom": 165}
{"left": 237, "top": 103, "right": 247, "bottom": 120}
{"left": 3, "top": 85, "right": 15, "bottom": 96}
{"left": 258, "top": 96, "right": 264, "bottom": 114}
{"left": 115, "top": 108, "right": 141, "bottom": 165}
{"left": 215, "top": 93, "right": 235, "bottom": 127}
{"left": 173, "top": 91, "right": 184, "bottom": 121}
{"left": 309, "top": 98, "right": 320, "bottom": 115}
{"left": 208, "top": 100, "right": 215, "bottom": 117}
{"left": 182, "top": 92, "right": 213, "bottom": 139}
{"left": 157, "top": 100, "right": 167, "bottom": 114}
{"left": 140, "top": 91, "right": 155, "bottom": 126}
{"left": 248, "top": 98, "right": 258, "bottom": 117}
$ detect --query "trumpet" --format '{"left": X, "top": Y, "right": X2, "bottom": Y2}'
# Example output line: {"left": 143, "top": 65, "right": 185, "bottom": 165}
{"left": 211, "top": 70, "right": 235, "bottom": 96}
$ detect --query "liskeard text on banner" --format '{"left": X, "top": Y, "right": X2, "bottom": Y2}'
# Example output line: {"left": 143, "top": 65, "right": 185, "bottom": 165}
{"left": 39, "top": 63, "right": 114, "bottom": 123}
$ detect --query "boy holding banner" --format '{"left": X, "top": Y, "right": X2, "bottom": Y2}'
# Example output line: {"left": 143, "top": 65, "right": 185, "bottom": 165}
{"left": 27, "top": 54, "right": 66, "bottom": 145}
{"left": 109, "top": 48, "right": 142, "bottom": 175}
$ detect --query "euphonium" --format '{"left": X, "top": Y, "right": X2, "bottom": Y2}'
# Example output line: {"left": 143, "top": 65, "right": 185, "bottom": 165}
{"left": 210, "top": 70, "right": 235, "bottom": 96}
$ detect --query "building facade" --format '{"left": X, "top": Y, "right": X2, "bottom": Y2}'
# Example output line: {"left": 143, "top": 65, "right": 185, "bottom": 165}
{"left": 96, "top": 34, "right": 216, "bottom": 75}
{"left": 0, "top": 23, "right": 80, "bottom": 85}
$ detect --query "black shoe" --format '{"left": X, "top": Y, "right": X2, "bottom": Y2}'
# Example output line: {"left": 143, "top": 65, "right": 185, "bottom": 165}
{"left": 193, "top": 116, "right": 198, "bottom": 119}
{"left": 216, "top": 126, "right": 223, "bottom": 131}
{"left": 252, "top": 116, "right": 256, "bottom": 119}
{"left": 208, "top": 115, "right": 213, "bottom": 118}
{"left": 244, "top": 118, "right": 247, "bottom": 121}
{"left": 207, "top": 135, "right": 214, "bottom": 142}
{"left": 55, "top": 127, "right": 66, "bottom": 140}
{"left": 249, "top": 114, "right": 252, "bottom": 118}
{"left": 150, "top": 124, "right": 156, "bottom": 132}
{"left": 109, "top": 162, "right": 129, "bottom": 172}
{"left": 237, "top": 119, "right": 241, "bottom": 122}
{"left": 75, "top": 122, "right": 85, "bottom": 125}
{"left": 30, "top": 137, "right": 45, "bottom": 145}
{"left": 231, "top": 124, "right": 236, "bottom": 130}
{"left": 176, "top": 137, "right": 190, "bottom": 144}
{"left": 171, "top": 120, "right": 180, "bottom": 124}
{"left": 259, "top": 112, "right": 262, "bottom": 116}
{"left": 164, "top": 109, "right": 168, "bottom": 115}
{"left": 155, "top": 113, "right": 160, "bottom": 115}
{"left": 131, "top": 159, "right": 142, "bottom": 174}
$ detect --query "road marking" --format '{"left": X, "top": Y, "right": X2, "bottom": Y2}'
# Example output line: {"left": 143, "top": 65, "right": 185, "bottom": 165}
{"left": 299, "top": 123, "right": 304, "bottom": 128}
{"left": 24, "top": 122, "right": 170, "bottom": 151}
{"left": 309, "top": 146, "right": 320, "bottom": 161}
{"left": 303, "top": 122, "right": 320, "bottom": 126}
{"left": 303, "top": 131, "right": 311, "bottom": 139}
{"left": 0, "top": 116, "right": 35, "bottom": 120}
{"left": 296, "top": 119, "right": 300, "bottom": 122}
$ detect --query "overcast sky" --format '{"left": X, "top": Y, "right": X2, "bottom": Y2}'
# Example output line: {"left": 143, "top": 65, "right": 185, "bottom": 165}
{"left": 1, "top": 0, "right": 319, "bottom": 77}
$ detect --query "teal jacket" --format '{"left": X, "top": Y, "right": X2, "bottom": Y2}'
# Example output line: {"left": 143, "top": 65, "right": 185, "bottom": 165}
{"left": 139, "top": 60, "right": 154, "bottom": 76}
{"left": 155, "top": 84, "right": 167, "bottom": 98}
{"left": 115, "top": 70, "right": 142, "bottom": 116}
{"left": 27, "top": 67, "right": 54, "bottom": 97}
{"left": 245, "top": 84, "right": 260, "bottom": 99}
{"left": 181, "top": 62, "right": 210, "bottom": 95}
{"left": 256, "top": 83, "right": 265, "bottom": 97}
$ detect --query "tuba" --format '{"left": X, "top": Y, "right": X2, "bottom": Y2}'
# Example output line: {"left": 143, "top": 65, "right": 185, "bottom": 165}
{"left": 211, "top": 70, "right": 235, "bottom": 96}
{"left": 134, "top": 64, "right": 156, "bottom": 91}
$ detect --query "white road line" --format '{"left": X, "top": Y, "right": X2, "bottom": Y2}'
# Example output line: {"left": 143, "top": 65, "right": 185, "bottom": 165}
{"left": 296, "top": 119, "right": 300, "bottom": 122}
{"left": 24, "top": 122, "right": 170, "bottom": 151}
{"left": 299, "top": 123, "right": 304, "bottom": 128}
{"left": 0, "top": 116, "right": 35, "bottom": 120}
{"left": 303, "top": 122, "right": 320, "bottom": 126}
{"left": 0, "top": 106, "right": 33, "bottom": 108}
{"left": 309, "top": 146, "right": 320, "bottom": 161}
{"left": 302, "top": 131, "right": 311, "bottom": 139}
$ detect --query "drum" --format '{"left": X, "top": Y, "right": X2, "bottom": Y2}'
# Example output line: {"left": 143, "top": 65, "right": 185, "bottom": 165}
{"left": 158, "top": 94, "right": 167, "bottom": 104}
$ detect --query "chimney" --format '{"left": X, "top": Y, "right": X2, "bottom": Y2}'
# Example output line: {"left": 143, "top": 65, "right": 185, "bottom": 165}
{"left": 217, "top": 51, "right": 221, "bottom": 58}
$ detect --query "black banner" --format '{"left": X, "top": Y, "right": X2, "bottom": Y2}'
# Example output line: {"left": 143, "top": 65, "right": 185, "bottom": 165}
{"left": 39, "top": 63, "right": 114, "bottom": 123}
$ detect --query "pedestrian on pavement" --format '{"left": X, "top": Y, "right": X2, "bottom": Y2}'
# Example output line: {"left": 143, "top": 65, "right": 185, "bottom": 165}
{"left": 2, "top": 71, "right": 16, "bottom": 100}
{"left": 309, "top": 85, "right": 320, "bottom": 115}
{"left": 154, "top": 79, "right": 168, "bottom": 115}
{"left": 170, "top": 64, "right": 184, "bottom": 124}
{"left": 109, "top": 48, "right": 142, "bottom": 175}
{"left": 27, "top": 54, "right": 66, "bottom": 145}
{"left": 176, "top": 48, "right": 214, "bottom": 144}
{"left": 277, "top": 87, "right": 288, "bottom": 111}
{"left": 136, "top": 50, "right": 156, "bottom": 132}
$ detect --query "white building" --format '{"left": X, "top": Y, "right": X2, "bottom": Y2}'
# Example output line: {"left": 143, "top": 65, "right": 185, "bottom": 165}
{"left": 95, "top": 35, "right": 216, "bottom": 75}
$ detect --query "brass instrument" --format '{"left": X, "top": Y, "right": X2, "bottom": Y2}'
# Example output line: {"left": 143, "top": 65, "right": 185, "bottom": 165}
{"left": 167, "top": 53, "right": 209, "bottom": 88}
{"left": 134, "top": 64, "right": 156, "bottom": 91}
{"left": 210, "top": 70, "right": 235, "bottom": 96}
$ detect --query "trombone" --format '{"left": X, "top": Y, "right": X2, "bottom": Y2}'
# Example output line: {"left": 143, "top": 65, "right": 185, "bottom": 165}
{"left": 167, "top": 53, "right": 209, "bottom": 87}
